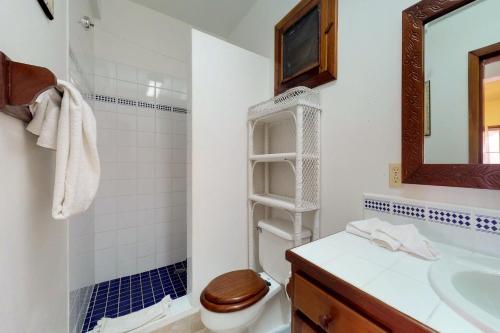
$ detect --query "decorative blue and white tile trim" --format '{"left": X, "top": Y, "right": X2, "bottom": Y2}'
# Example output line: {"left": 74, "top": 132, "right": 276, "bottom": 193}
{"left": 392, "top": 202, "right": 426, "bottom": 220}
{"left": 363, "top": 193, "right": 500, "bottom": 256}
{"left": 89, "top": 93, "right": 188, "bottom": 114}
{"left": 476, "top": 214, "right": 500, "bottom": 235}
{"left": 364, "top": 198, "right": 391, "bottom": 213}
{"left": 94, "top": 94, "right": 116, "bottom": 104}
{"left": 428, "top": 207, "right": 471, "bottom": 229}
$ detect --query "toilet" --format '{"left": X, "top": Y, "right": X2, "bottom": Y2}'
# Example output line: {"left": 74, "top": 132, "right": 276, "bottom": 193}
{"left": 200, "top": 218, "right": 311, "bottom": 333}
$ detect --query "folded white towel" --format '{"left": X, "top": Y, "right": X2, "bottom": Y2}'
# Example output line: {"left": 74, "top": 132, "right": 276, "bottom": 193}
{"left": 346, "top": 218, "right": 440, "bottom": 260}
{"left": 28, "top": 80, "right": 100, "bottom": 220}
{"left": 345, "top": 218, "right": 392, "bottom": 239}
{"left": 90, "top": 295, "right": 172, "bottom": 333}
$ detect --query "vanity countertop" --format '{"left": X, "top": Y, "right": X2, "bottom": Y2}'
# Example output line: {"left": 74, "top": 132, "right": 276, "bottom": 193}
{"left": 290, "top": 231, "right": 484, "bottom": 333}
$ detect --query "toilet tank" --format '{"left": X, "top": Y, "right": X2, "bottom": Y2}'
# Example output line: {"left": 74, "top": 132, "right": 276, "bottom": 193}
{"left": 258, "top": 218, "right": 311, "bottom": 285}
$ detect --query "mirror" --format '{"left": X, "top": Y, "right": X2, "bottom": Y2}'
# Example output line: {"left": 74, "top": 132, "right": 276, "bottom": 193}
{"left": 423, "top": 0, "right": 500, "bottom": 164}
{"left": 402, "top": 0, "right": 500, "bottom": 189}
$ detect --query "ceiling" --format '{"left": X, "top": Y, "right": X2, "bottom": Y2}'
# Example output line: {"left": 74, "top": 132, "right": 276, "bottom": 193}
{"left": 128, "top": 0, "right": 258, "bottom": 38}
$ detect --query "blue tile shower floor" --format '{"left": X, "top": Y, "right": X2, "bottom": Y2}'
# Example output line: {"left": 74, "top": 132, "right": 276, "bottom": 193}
{"left": 82, "top": 260, "right": 187, "bottom": 332}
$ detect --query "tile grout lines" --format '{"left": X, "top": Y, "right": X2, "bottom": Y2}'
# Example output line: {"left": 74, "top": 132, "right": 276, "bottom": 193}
{"left": 175, "top": 262, "right": 186, "bottom": 290}
{"left": 82, "top": 260, "right": 187, "bottom": 332}
{"left": 148, "top": 270, "right": 156, "bottom": 303}
{"left": 165, "top": 267, "right": 178, "bottom": 299}
{"left": 84, "top": 284, "right": 99, "bottom": 332}
{"left": 177, "top": 262, "right": 186, "bottom": 290}
{"left": 139, "top": 272, "right": 147, "bottom": 309}
{"left": 158, "top": 268, "right": 167, "bottom": 297}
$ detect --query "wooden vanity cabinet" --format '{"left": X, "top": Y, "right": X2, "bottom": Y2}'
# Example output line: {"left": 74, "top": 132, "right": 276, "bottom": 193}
{"left": 286, "top": 250, "right": 436, "bottom": 333}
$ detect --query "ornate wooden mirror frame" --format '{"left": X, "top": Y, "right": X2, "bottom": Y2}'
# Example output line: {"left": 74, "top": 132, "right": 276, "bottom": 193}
{"left": 402, "top": 0, "right": 500, "bottom": 190}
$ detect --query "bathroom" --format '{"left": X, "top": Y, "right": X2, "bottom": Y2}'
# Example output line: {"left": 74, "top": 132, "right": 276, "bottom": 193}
{"left": 1, "top": 0, "right": 500, "bottom": 332}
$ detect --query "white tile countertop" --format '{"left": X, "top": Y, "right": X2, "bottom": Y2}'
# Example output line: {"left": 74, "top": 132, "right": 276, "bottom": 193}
{"left": 291, "top": 231, "right": 485, "bottom": 333}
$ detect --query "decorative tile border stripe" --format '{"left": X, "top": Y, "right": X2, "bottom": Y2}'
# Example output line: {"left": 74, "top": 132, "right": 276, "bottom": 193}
{"left": 364, "top": 198, "right": 391, "bottom": 213}
{"left": 428, "top": 207, "right": 471, "bottom": 229}
{"left": 363, "top": 193, "right": 500, "bottom": 253}
{"left": 94, "top": 94, "right": 116, "bottom": 104}
{"left": 82, "top": 260, "right": 187, "bottom": 333}
{"left": 137, "top": 100, "right": 156, "bottom": 109}
{"left": 363, "top": 195, "right": 495, "bottom": 232}
{"left": 91, "top": 93, "right": 188, "bottom": 114}
{"left": 172, "top": 106, "right": 187, "bottom": 113}
{"left": 392, "top": 202, "right": 425, "bottom": 220}
{"left": 117, "top": 97, "right": 136, "bottom": 106}
{"left": 476, "top": 214, "right": 500, "bottom": 235}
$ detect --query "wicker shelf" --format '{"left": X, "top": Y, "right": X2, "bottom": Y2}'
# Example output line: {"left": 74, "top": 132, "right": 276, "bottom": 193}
{"left": 250, "top": 153, "right": 319, "bottom": 163}
{"left": 249, "top": 193, "right": 319, "bottom": 213}
{"left": 249, "top": 193, "right": 295, "bottom": 211}
{"left": 247, "top": 86, "right": 321, "bottom": 269}
{"left": 250, "top": 153, "right": 296, "bottom": 162}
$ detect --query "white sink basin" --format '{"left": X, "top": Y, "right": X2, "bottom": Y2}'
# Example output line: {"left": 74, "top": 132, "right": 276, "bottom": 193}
{"left": 429, "top": 256, "right": 500, "bottom": 333}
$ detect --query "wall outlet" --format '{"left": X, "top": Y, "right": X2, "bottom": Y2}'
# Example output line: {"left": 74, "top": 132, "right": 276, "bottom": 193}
{"left": 389, "top": 164, "right": 402, "bottom": 187}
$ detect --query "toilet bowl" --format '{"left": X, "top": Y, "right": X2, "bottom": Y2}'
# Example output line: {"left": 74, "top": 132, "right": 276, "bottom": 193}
{"left": 200, "top": 218, "right": 311, "bottom": 333}
{"left": 200, "top": 272, "right": 281, "bottom": 333}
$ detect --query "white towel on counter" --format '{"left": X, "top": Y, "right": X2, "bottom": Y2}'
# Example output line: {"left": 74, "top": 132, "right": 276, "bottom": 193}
{"left": 90, "top": 295, "right": 172, "bottom": 333}
{"left": 27, "top": 80, "right": 100, "bottom": 220}
{"left": 346, "top": 218, "right": 440, "bottom": 260}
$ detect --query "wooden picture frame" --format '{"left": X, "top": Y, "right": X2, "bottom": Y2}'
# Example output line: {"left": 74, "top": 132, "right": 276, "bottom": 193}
{"left": 402, "top": 0, "right": 500, "bottom": 190}
{"left": 275, "top": 0, "right": 337, "bottom": 95}
{"left": 37, "top": 0, "right": 55, "bottom": 20}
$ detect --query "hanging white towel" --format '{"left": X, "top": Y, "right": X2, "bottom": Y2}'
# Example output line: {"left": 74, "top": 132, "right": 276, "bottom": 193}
{"left": 26, "top": 88, "right": 62, "bottom": 149}
{"left": 346, "top": 218, "right": 440, "bottom": 260}
{"left": 90, "top": 295, "right": 172, "bottom": 333}
{"left": 27, "top": 80, "right": 100, "bottom": 220}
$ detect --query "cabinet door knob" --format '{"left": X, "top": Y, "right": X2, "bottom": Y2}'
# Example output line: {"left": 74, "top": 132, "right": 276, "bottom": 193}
{"left": 319, "top": 314, "right": 333, "bottom": 329}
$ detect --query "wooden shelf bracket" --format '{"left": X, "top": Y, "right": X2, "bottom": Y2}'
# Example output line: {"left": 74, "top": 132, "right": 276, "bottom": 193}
{"left": 0, "top": 51, "right": 57, "bottom": 122}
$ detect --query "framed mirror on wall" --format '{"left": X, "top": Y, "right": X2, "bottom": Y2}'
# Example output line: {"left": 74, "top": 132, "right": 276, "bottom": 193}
{"left": 402, "top": 0, "right": 500, "bottom": 189}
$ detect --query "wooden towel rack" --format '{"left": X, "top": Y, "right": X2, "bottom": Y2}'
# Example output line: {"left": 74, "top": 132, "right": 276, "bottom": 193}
{"left": 0, "top": 51, "right": 57, "bottom": 122}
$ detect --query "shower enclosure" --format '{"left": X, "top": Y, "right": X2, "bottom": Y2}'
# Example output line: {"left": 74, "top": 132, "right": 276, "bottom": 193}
{"left": 68, "top": 1, "right": 190, "bottom": 332}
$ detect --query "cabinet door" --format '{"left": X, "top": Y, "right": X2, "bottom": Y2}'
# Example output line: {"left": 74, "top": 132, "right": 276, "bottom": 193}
{"left": 294, "top": 274, "right": 387, "bottom": 333}
{"left": 293, "top": 312, "right": 321, "bottom": 333}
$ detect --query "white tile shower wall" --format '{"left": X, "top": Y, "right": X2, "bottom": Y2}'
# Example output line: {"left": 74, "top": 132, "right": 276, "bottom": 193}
{"left": 363, "top": 193, "right": 500, "bottom": 257}
{"left": 93, "top": 59, "right": 188, "bottom": 283}
{"left": 94, "top": 0, "right": 190, "bottom": 84}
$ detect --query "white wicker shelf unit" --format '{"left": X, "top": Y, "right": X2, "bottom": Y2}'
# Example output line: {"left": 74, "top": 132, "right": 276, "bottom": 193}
{"left": 248, "top": 87, "right": 321, "bottom": 269}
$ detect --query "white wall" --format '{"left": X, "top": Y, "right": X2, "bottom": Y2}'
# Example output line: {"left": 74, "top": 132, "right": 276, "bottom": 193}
{"left": 0, "top": 0, "right": 69, "bottom": 332}
{"left": 91, "top": 0, "right": 191, "bottom": 283}
{"left": 424, "top": 0, "right": 500, "bottom": 164}
{"left": 190, "top": 30, "right": 270, "bottom": 305}
{"left": 229, "top": 0, "right": 500, "bottom": 238}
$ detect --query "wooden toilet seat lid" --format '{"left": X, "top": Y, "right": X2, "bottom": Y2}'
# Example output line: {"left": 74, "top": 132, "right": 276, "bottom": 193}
{"left": 200, "top": 269, "right": 269, "bottom": 313}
